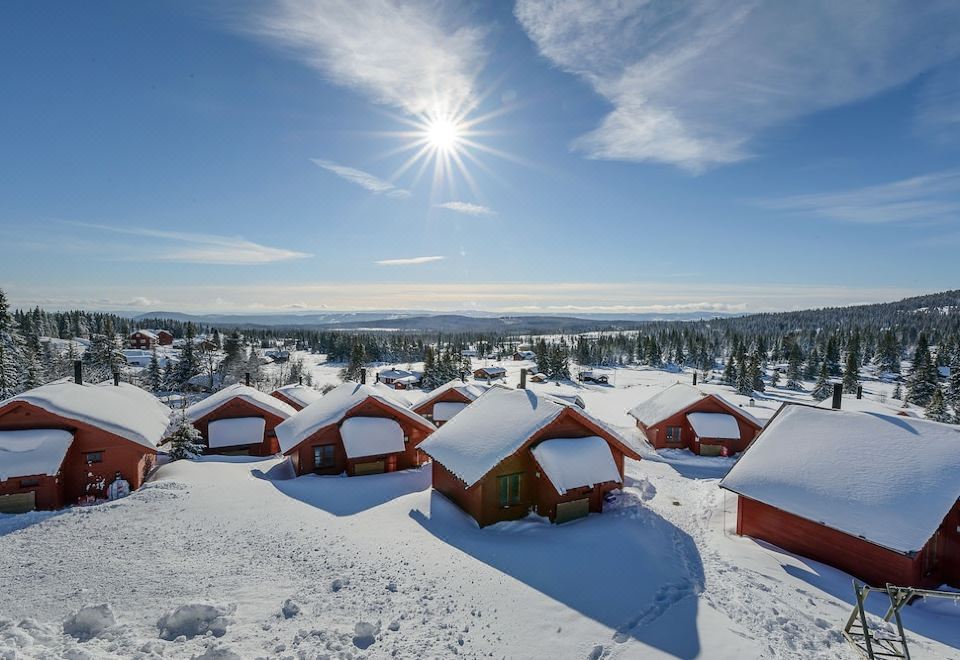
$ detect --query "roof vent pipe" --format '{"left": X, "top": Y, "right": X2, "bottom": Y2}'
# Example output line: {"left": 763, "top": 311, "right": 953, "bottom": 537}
{"left": 245, "top": 372, "right": 250, "bottom": 387}
{"left": 832, "top": 383, "right": 843, "bottom": 409}
{"left": 519, "top": 368, "right": 527, "bottom": 390}
{"left": 74, "top": 360, "right": 83, "bottom": 385}
{"left": 856, "top": 385, "right": 863, "bottom": 400}
{"left": 360, "top": 369, "right": 366, "bottom": 385}
{"left": 113, "top": 372, "right": 120, "bottom": 387}
{"left": 692, "top": 372, "right": 698, "bottom": 386}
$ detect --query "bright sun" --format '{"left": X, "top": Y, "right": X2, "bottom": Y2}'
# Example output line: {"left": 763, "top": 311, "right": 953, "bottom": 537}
{"left": 424, "top": 116, "right": 462, "bottom": 152}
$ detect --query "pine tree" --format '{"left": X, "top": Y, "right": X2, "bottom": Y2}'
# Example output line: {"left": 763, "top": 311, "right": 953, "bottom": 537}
{"left": 786, "top": 343, "right": 803, "bottom": 390}
{"left": 174, "top": 322, "right": 199, "bottom": 388}
{"left": 842, "top": 351, "right": 860, "bottom": 394}
{"left": 339, "top": 342, "right": 366, "bottom": 382}
{"left": 906, "top": 334, "right": 939, "bottom": 406}
{"left": 811, "top": 361, "right": 832, "bottom": 401}
{"left": 925, "top": 388, "right": 950, "bottom": 423}
{"left": 892, "top": 382, "right": 903, "bottom": 400}
{"left": 421, "top": 346, "right": 438, "bottom": 388}
{"left": 946, "top": 355, "right": 960, "bottom": 412}
{"left": 722, "top": 356, "right": 736, "bottom": 385}
{"left": 0, "top": 289, "right": 27, "bottom": 398}
{"left": 167, "top": 414, "right": 204, "bottom": 460}
{"left": 147, "top": 348, "right": 163, "bottom": 392}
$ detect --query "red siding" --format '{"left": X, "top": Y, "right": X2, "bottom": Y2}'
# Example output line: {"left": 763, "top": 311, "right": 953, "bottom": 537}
{"left": 737, "top": 495, "right": 960, "bottom": 588}
{"left": 270, "top": 391, "right": 306, "bottom": 412}
{"left": 190, "top": 397, "right": 287, "bottom": 455}
{"left": 286, "top": 397, "right": 433, "bottom": 477}
{"left": 639, "top": 396, "right": 760, "bottom": 455}
{"left": 412, "top": 389, "right": 473, "bottom": 426}
{"left": 0, "top": 474, "right": 63, "bottom": 510}
{"left": 0, "top": 401, "right": 156, "bottom": 509}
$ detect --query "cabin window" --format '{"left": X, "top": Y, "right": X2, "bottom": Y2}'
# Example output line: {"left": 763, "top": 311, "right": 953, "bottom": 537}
{"left": 312, "top": 444, "right": 336, "bottom": 469}
{"left": 20, "top": 478, "right": 40, "bottom": 488}
{"left": 498, "top": 473, "right": 522, "bottom": 507}
{"left": 665, "top": 427, "right": 682, "bottom": 443}
{"left": 85, "top": 451, "right": 103, "bottom": 464}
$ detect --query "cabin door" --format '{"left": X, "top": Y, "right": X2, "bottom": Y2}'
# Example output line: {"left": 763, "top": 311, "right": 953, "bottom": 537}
{"left": 0, "top": 491, "right": 36, "bottom": 514}
{"left": 555, "top": 498, "right": 590, "bottom": 524}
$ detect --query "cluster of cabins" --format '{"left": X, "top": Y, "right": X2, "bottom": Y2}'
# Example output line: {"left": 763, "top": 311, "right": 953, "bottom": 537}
{"left": 0, "top": 368, "right": 957, "bottom": 591}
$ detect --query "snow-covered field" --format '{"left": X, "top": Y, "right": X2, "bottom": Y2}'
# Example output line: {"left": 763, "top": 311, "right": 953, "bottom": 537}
{"left": 0, "top": 358, "right": 954, "bottom": 659}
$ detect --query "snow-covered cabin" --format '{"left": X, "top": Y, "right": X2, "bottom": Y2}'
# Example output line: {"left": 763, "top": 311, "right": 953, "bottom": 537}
{"left": 720, "top": 404, "right": 960, "bottom": 589}
{"left": 473, "top": 366, "right": 506, "bottom": 381}
{"left": 578, "top": 370, "right": 609, "bottom": 385}
{"left": 156, "top": 329, "right": 174, "bottom": 345}
{"left": 376, "top": 369, "right": 422, "bottom": 390}
{"left": 411, "top": 380, "right": 491, "bottom": 426}
{"left": 0, "top": 381, "right": 170, "bottom": 511}
{"left": 185, "top": 383, "right": 296, "bottom": 456}
{"left": 627, "top": 384, "right": 762, "bottom": 456}
{"left": 276, "top": 382, "right": 435, "bottom": 477}
{"left": 270, "top": 384, "right": 325, "bottom": 411}
{"left": 128, "top": 329, "right": 159, "bottom": 350}
{"left": 419, "top": 388, "right": 641, "bottom": 527}
{"left": 512, "top": 350, "right": 536, "bottom": 361}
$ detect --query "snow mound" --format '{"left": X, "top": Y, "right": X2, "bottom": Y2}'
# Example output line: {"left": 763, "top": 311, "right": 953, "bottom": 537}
{"left": 352, "top": 621, "right": 380, "bottom": 649}
{"left": 62, "top": 603, "right": 116, "bottom": 642}
{"left": 192, "top": 645, "right": 242, "bottom": 660}
{"left": 156, "top": 603, "right": 234, "bottom": 641}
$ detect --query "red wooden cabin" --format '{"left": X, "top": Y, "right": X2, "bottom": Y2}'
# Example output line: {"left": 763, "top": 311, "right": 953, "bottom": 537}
{"left": 0, "top": 381, "right": 169, "bottom": 511}
{"left": 721, "top": 404, "right": 960, "bottom": 589}
{"left": 156, "top": 330, "right": 174, "bottom": 345}
{"left": 128, "top": 330, "right": 158, "bottom": 350}
{"left": 277, "top": 382, "right": 435, "bottom": 477}
{"left": 627, "top": 384, "right": 762, "bottom": 455}
{"left": 412, "top": 380, "right": 490, "bottom": 426}
{"left": 185, "top": 383, "right": 296, "bottom": 456}
{"left": 270, "top": 384, "right": 324, "bottom": 411}
{"left": 420, "top": 388, "right": 641, "bottom": 527}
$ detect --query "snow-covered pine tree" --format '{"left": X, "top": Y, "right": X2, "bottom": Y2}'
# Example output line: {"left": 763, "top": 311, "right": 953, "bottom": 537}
{"left": 769, "top": 368, "right": 780, "bottom": 388}
{"left": 811, "top": 361, "right": 832, "bottom": 401}
{"left": 892, "top": 382, "right": 903, "bottom": 400}
{"left": 924, "top": 387, "right": 950, "bottom": 423}
{"left": 906, "top": 333, "right": 939, "bottom": 406}
{"left": 174, "top": 323, "right": 199, "bottom": 388}
{"left": 786, "top": 343, "right": 803, "bottom": 390}
{"left": 0, "top": 288, "right": 27, "bottom": 398}
{"left": 147, "top": 348, "right": 163, "bottom": 392}
{"left": 421, "top": 346, "right": 438, "bottom": 388}
{"left": 842, "top": 351, "right": 860, "bottom": 394}
{"left": 946, "top": 355, "right": 960, "bottom": 411}
{"left": 339, "top": 342, "right": 366, "bottom": 383}
{"left": 167, "top": 414, "right": 204, "bottom": 460}
{"left": 721, "top": 356, "right": 736, "bottom": 385}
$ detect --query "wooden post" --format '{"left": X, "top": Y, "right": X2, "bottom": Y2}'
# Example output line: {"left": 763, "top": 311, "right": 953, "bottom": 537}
{"left": 692, "top": 372, "right": 698, "bottom": 386}
{"left": 832, "top": 383, "right": 843, "bottom": 409}
{"left": 245, "top": 372, "right": 250, "bottom": 387}
{"left": 360, "top": 369, "right": 366, "bottom": 385}
{"left": 856, "top": 385, "right": 863, "bottom": 400}
{"left": 74, "top": 360, "right": 83, "bottom": 385}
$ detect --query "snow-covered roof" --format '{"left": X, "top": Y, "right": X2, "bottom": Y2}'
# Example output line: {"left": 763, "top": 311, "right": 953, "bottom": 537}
{"left": 475, "top": 366, "right": 506, "bottom": 375}
{"left": 131, "top": 329, "right": 159, "bottom": 339}
{"left": 272, "top": 384, "right": 325, "bottom": 408}
{"left": 814, "top": 395, "right": 917, "bottom": 417}
{"left": 208, "top": 417, "right": 266, "bottom": 449}
{"left": 339, "top": 416, "right": 405, "bottom": 459}
{"left": 185, "top": 383, "right": 296, "bottom": 423}
{"left": 6, "top": 382, "right": 170, "bottom": 449}
{"left": 687, "top": 412, "right": 741, "bottom": 439}
{"left": 627, "top": 384, "right": 706, "bottom": 427}
{"left": 275, "top": 382, "right": 432, "bottom": 454}
{"left": 0, "top": 429, "right": 74, "bottom": 480}
{"left": 720, "top": 404, "right": 960, "bottom": 554}
{"left": 419, "top": 387, "right": 633, "bottom": 488}
{"left": 414, "top": 380, "right": 489, "bottom": 412}
{"left": 433, "top": 401, "right": 468, "bottom": 422}
{"left": 531, "top": 436, "right": 622, "bottom": 495}
{"left": 543, "top": 393, "right": 586, "bottom": 410}
{"left": 379, "top": 368, "right": 415, "bottom": 380}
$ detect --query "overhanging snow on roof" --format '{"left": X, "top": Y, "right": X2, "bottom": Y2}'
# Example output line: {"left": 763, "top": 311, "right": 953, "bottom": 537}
{"left": 433, "top": 401, "right": 467, "bottom": 422}
{"left": 339, "top": 417, "right": 405, "bottom": 459}
{"left": 208, "top": 417, "right": 266, "bottom": 449}
{"left": 686, "top": 412, "right": 740, "bottom": 439}
{"left": 531, "top": 436, "right": 621, "bottom": 495}
{"left": 0, "top": 429, "right": 75, "bottom": 480}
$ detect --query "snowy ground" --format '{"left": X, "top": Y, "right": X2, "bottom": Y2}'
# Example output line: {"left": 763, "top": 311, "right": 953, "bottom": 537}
{"left": 0, "top": 359, "right": 953, "bottom": 659}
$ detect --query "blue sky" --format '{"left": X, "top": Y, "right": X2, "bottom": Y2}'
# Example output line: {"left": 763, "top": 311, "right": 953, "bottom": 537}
{"left": 2, "top": 0, "right": 960, "bottom": 314}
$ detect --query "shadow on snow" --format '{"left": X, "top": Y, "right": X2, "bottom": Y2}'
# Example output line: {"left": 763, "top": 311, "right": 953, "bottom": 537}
{"left": 410, "top": 490, "right": 706, "bottom": 657}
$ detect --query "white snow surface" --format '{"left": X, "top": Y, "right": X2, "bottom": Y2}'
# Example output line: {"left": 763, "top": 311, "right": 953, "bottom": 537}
{"left": 721, "top": 404, "right": 960, "bottom": 553}
{"left": 275, "top": 382, "right": 431, "bottom": 454}
{"left": 531, "top": 436, "right": 621, "bottom": 494}
{"left": 339, "top": 416, "right": 405, "bottom": 459}
{"left": 627, "top": 383, "right": 706, "bottom": 427}
{"left": 207, "top": 418, "right": 267, "bottom": 450}
{"left": 414, "top": 379, "right": 489, "bottom": 412}
{"left": 6, "top": 381, "right": 170, "bottom": 449}
{"left": 687, "top": 412, "right": 741, "bottom": 439}
{"left": 432, "top": 401, "right": 468, "bottom": 422}
{"left": 270, "top": 384, "right": 324, "bottom": 408}
{"left": 419, "top": 387, "right": 627, "bottom": 487}
{"left": 185, "top": 383, "right": 296, "bottom": 424}
{"left": 0, "top": 429, "right": 74, "bottom": 480}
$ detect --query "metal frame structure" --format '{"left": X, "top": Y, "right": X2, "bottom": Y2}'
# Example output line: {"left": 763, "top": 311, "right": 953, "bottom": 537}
{"left": 843, "top": 580, "right": 960, "bottom": 659}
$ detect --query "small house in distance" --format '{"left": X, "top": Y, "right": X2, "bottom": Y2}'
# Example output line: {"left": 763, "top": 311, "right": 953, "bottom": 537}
{"left": 473, "top": 366, "right": 507, "bottom": 381}
{"left": 721, "top": 404, "right": 960, "bottom": 589}
{"left": 411, "top": 380, "right": 490, "bottom": 426}
{"left": 627, "top": 384, "right": 762, "bottom": 456}
{"left": 156, "top": 330, "right": 174, "bottom": 345}
{"left": 0, "top": 381, "right": 169, "bottom": 511}
{"left": 578, "top": 371, "right": 609, "bottom": 384}
{"left": 377, "top": 368, "right": 423, "bottom": 390}
{"left": 512, "top": 350, "right": 536, "bottom": 361}
{"left": 128, "top": 330, "right": 159, "bottom": 350}
{"left": 419, "top": 387, "right": 641, "bottom": 527}
{"left": 185, "top": 383, "right": 296, "bottom": 456}
{"left": 270, "top": 384, "right": 324, "bottom": 411}
{"left": 276, "top": 382, "right": 435, "bottom": 477}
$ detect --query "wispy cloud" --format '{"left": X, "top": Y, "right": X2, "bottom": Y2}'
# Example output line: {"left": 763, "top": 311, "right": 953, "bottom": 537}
{"left": 374, "top": 256, "right": 446, "bottom": 266}
{"left": 67, "top": 222, "right": 312, "bottom": 264}
{"left": 435, "top": 201, "right": 496, "bottom": 216}
{"left": 515, "top": 1, "right": 960, "bottom": 172}
{"left": 755, "top": 170, "right": 960, "bottom": 224}
{"left": 915, "top": 63, "right": 960, "bottom": 144}
{"left": 311, "top": 159, "right": 410, "bottom": 198}
{"left": 240, "top": 0, "right": 487, "bottom": 116}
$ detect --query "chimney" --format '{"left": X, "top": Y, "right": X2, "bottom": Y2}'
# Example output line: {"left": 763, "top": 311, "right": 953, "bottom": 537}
{"left": 298, "top": 376, "right": 303, "bottom": 385}
{"left": 519, "top": 368, "right": 527, "bottom": 390}
{"left": 113, "top": 372, "right": 120, "bottom": 387}
{"left": 460, "top": 371, "right": 466, "bottom": 383}
{"left": 856, "top": 385, "right": 863, "bottom": 400}
{"left": 692, "top": 372, "right": 698, "bottom": 386}
{"left": 832, "top": 382, "right": 843, "bottom": 409}
{"left": 245, "top": 372, "right": 250, "bottom": 387}
{"left": 74, "top": 360, "right": 83, "bottom": 385}
{"left": 360, "top": 369, "right": 366, "bottom": 385}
